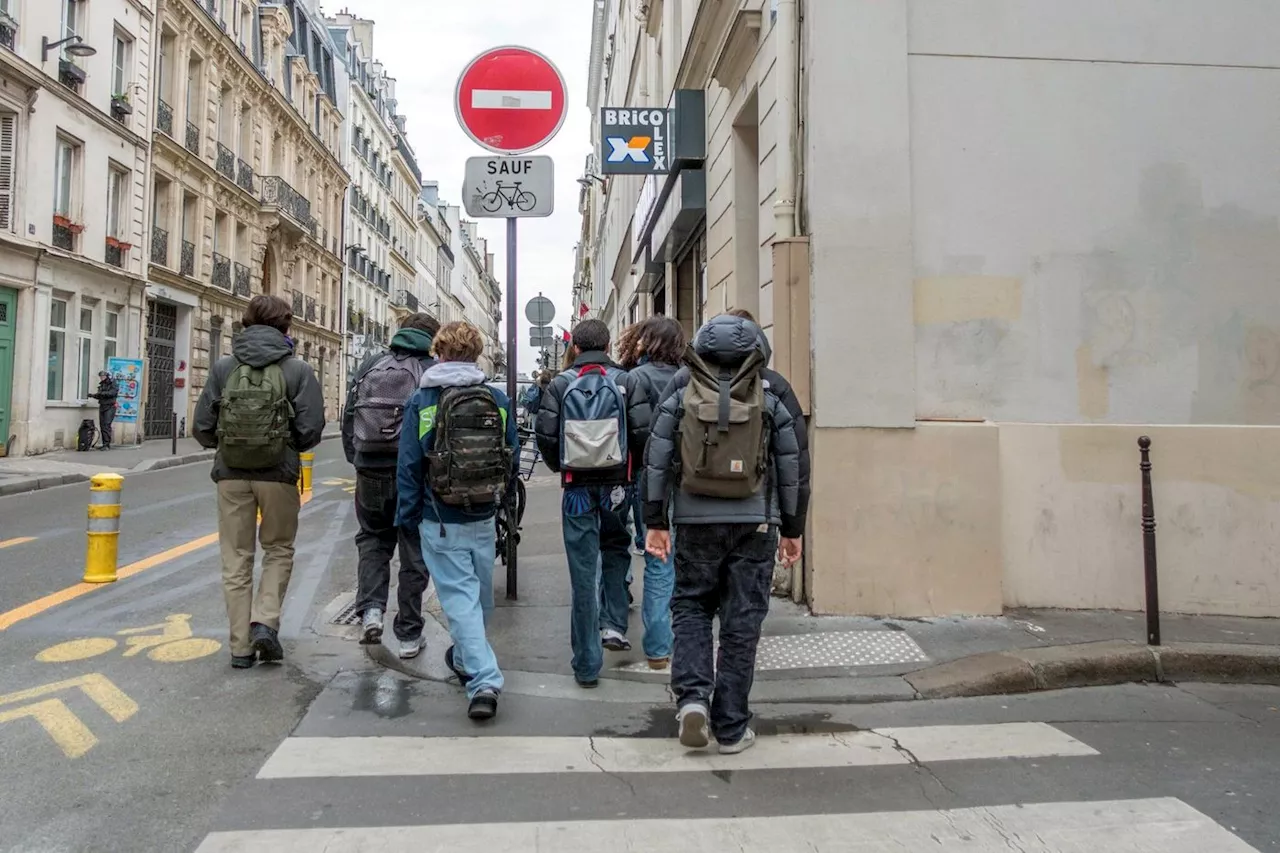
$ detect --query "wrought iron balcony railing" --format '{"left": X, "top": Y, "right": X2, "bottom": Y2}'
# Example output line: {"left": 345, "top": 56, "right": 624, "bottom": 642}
{"left": 180, "top": 240, "right": 195, "bottom": 277}
{"left": 215, "top": 143, "right": 235, "bottom": 181}
{"left": 105, "top": 240, "right": 126, "bottom": 268}
{"left": 212, "top": 252, "right": 231, "bottom": 290}
{"left": 184, "top": 121, "right": 200, "bottom": 155}
{"left": 305, "top": 296, "right": 317, "bottom": 323}
{"left": 52, "top": 221, "right": 75, "bottom": 251}
{"left": 291, "top": 290, "right": 303, "bottom": 315}
{"left": 157, "top": 99, "right": 173, "bottom": 136}
{"left": 151, "top": 226, "right": 168, "bottom": 266}
{"left": 260, "top": 175, "right": 313, "bottom": 232}
{"left": 236, "top": 158, "right": 254, "bottom": 193}
{"left": 233, "top": 262, "right": 251, "bottom": 297}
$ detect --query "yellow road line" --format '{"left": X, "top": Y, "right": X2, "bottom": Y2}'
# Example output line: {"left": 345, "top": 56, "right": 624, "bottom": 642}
{"left": 0, "top": 537, "right": 36, "bottom": 550}
{"left": 0, "top": 491, "right": 314, "bottom": 631}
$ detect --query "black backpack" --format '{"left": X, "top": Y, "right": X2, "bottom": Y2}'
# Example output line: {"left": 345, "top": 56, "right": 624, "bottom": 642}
{"left": 427, "top": 386, "right": 512, "bottom": 507}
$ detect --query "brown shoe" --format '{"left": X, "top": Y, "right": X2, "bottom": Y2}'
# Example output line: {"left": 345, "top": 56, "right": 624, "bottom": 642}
{"left": 647, "top": 657, "right": 670, "bottom": 671}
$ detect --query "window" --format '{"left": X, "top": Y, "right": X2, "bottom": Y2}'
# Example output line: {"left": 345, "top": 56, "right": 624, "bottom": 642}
{"left": 104, "top": 310, "right": 119, "bottom": 363}
{"left": 112, "top": 32, "right": 133, "bottom": 97}
{"left": 77, "top": 305, "right": 94, "bottom": 399}
{"left": 62, "top": 0, "right": 80, "bottom": 56}
{"left": 54, "top": 137, "right": 76, "bottom": 217}
{"left": 0, "top": 112, "right": 14, "bottom": 232}
{"left": 209, "top": 316, "right": 223, "bottom": 364}
{"left": 48, "top": 298, "right": 67, "bottom": 400}
{"left": 106, "top": 166, "right": 127, "bottom": 238}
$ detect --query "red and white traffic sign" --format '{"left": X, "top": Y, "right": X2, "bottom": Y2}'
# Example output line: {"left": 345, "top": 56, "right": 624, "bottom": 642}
{"left": 455, "top": 46, "right": 568, "bottom": 155}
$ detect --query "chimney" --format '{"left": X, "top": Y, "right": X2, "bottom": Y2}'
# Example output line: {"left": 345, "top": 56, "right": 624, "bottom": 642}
{"left": 420, "top": 181, "right": 439, "bottom": 205}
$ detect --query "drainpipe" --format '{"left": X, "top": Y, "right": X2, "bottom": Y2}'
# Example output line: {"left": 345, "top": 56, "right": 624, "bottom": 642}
{"left": 773, "top": 0, "right": 798, "bottom": 239}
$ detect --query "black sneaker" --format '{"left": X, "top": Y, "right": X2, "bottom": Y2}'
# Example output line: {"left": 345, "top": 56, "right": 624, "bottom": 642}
{"left": 468, "top": 689, "right": 498, "bottom": 720}
{"left": 230, "top": 654, "right": 255, "bottom": 669}
{"left": 575, "top": 676, "right": 599, "bottom": 689}
{"left": 444, "top": 646, "right": 473, "bottom": 686}
{"left": 250, "top": 623, "right": 284, "bottom": 663}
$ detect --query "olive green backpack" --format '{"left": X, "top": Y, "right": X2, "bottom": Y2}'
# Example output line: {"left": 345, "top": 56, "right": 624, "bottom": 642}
{"left": 217, "top": 361, "right": 293, "bottom": 470}
{"left": 678, "top": 344, "right": 769, "bottom": 499}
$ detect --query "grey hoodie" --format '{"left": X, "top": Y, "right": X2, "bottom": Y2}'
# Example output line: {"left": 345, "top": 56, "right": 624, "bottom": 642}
{"left": 420, "top": 361, "right": 487, "bottom": 389}
{"left": 193, "top": 325, "right": 326, "bottom": 484}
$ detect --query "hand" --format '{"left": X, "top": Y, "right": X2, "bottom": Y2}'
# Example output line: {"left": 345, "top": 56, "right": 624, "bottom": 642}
{"left": 778, "top": 537, "right": 803, "bottom": 568}
{"left": 646, "top": 529, "right": 671, "bottom": 562}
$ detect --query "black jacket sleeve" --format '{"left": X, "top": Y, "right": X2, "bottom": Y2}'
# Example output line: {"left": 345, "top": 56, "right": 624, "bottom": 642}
{"left": 622, "top": 370, "right": 652, "bottom": 473}
{"left": 289, "top": 359, "right": 326, "bottom": 453}
{"left": 642, "top": 368, "right": 689, "bottom": 530}
{"left": 534, "top": 372, "right": 568, "bottom": 473}
{"left": 192, "top": 361, "right": 226, "bottom": 449}
{"left": 765, "top": 370, "right": 810, "bottom": 537}
{"left": 762, "top": 371, "right": 809, "bottom": 539}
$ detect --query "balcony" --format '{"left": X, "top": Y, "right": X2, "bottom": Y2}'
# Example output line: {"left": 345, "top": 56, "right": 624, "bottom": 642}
{"left": 215, "top": 143, "right": 235, "bottom": 182}
{"left": 105, "top": 238, "right": 129, "bottom": 269}
{"left": 58, "top": 60, "right": 86, "bottom": 93}
{"left": 151, "top": 227, "right": 168, "bottom": 266}
{"left": 0, "top": 12, "right": 16, "bottom": 51}
{"left": 305, "top": 296, "right": 317, "bottom": 324}
{"left": 236, "top": 158, "right": 254, "bottom": 193}
{"left": 291, "top": 290, "right": 303, "bottom": 315}
{"left": 184, "top": 121, "right": 200, "bottom": 155}
{"left": 180, "top": 240, "right": 195, "bottom": 277}
{"left": 52, "top": 217, "right": 77, "bottom": 252}
{"left": 260, "top": 175, "right": 313, "bottom": 237}
{"left": 395, "top": 290, "right": 419, "bottom": 311}
{"left": 233, "top": 262, "right": 251, "bottom": 297}
{"left": 157, "top": 99, "right": 173, "bottom": 136}
{"left": 212, "top": 252, "right": 231, "bottom": 290}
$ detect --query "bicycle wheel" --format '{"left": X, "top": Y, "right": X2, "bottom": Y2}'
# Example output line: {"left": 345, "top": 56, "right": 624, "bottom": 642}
{"left": 515, "top": 478, "right": 528, "bottom": 526}
{"left": 481, "top": 191, "right": 504, "bottom": 213}
{"left": 515, "top": 191, "right": 537, "bottom": 213}
{"left": 148, "top": 638, "right": 222, "bottom": 663}
{"left": 36, "top": 637, "right": 118, "bottom": 663}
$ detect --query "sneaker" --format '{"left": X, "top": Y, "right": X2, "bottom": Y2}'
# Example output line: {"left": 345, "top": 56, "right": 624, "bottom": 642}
{"left": 360, "top": 608, "right": 384, "bottom": 645}
{"left": 444, "top": 646, "right": 473, "bottom": 686}
{"left": 601, "top": 628, "right": 631, "bottom": 652}
{"left": 575, "top": 676, "right": 599, "bottom": 689}
{"left": 647, "top": 657, "right": 670, "bottom": 671}
{"left": 249, "top": 623, "right": 283, "bottom": 663}
{"left": 718, "top": 728, "right": 757, "bottom": 755}
{"left": 677, "top": 702, "right": 711, "bottom": 749}
{"left": 398, "top": 635, "right": 425, "bottom": 660}
{"left": 468, "top": 689, "right": 499, "bottom": 720}
{"left": 230, "top": 654, "right": 255, "bottom": 669}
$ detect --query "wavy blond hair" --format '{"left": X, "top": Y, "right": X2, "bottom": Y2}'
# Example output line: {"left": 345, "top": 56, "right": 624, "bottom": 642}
{"left": 431, "top": 321, "right": 484, "bottom": 362}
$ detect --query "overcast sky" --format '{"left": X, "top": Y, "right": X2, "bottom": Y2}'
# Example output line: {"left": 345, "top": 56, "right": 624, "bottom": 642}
{"left": 331, "top": 0, "right": 595, "bottom": 376}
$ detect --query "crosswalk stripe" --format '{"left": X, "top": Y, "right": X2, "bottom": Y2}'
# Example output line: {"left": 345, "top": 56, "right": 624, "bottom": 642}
{"left": 256, "top": 722, "right": 1097, "bottom": 779}
{"left": 195, "top": 797, "right": 1258, "bottom": 852}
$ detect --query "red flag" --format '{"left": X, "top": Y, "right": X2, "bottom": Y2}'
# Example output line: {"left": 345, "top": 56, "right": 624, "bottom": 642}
{"left": 578, "top": 301, "right": 589, "bottom": 317}
{"left": 562, "top": 329, "right": 571, "bottom": 342}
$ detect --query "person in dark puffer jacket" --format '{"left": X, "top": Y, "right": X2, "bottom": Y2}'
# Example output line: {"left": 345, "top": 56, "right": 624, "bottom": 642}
{"left": 619, "top": 315, "right": 686, "bottom": 670}
{"left": 643, "top": 313, "right": 810, "bottom": 756}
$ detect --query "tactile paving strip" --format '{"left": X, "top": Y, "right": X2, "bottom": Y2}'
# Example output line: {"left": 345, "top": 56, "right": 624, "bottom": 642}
{"left": 615, "top": 630, "right": 929, "bottom": 673}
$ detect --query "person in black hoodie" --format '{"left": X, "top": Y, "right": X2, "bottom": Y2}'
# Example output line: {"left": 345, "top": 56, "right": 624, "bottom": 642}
{"left": 342, "top": 313, "right": 439, "bottom": 655}
{"left": 88, "top": 370, "right": 119, "bottom": 450}
{"left": 194, "top": 295, "right": 325, "bottom": 669}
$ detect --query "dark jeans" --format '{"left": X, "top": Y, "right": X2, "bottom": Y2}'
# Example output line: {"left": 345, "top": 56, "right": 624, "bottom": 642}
{"left": 562, "top": 484, "right": 633, "bottom": 681}
{"left": 671, "top": 523, "right": 778, "bottom": 744}
{"left": 99, "top": 407, "right": 115, "bottom": 447}
{"left": 354, "top": 468, "right": 431, "bottom": 641}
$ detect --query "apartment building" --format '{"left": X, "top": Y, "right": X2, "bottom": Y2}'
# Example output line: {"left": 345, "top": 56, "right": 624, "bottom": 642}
{"left": 580, "top": 0, "right": 1280, "bottom": 619}
{"left": 413, "top": 181, "right": 452, "bottom": 325}
{"left": 147, "top": 0, "right": 347, "bottom": 436}
{"left": 452, "top": 216, "right": 501, "bottom": 376}
{"left": 0, "top": 0, "right": 155, "bottom": 456}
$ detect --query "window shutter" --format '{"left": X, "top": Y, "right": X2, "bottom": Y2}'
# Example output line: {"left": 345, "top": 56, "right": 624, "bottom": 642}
{"left": 0, "top": 114, "right": 15, "bottom": 232}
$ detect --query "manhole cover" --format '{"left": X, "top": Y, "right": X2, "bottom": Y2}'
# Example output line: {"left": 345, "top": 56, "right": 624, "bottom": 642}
{"left": 330, "top": 600, "right": 361, "bottom": 626}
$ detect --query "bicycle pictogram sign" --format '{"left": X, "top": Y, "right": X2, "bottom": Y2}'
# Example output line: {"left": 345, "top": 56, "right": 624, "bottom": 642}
{"left": 36, "top": 614, "right": 222, "bottom": 664}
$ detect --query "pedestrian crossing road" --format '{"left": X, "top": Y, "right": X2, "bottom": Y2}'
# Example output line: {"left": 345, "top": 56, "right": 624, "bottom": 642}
{"left": 193, "top": 673, "right": 1270, "bottom": 852}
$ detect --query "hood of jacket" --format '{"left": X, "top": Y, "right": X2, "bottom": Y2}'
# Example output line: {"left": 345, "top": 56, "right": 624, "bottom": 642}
{"left": 231, "top": 325, "right": 293, "bottom": 368}
{"left": 389, "top": 327, "right": 434, "bottom": 356}
{"left": 692, "top": 314, "right": 768, "bottom": 367}
{"left": 420, "top": 361, "right": 486, "bottom": 389}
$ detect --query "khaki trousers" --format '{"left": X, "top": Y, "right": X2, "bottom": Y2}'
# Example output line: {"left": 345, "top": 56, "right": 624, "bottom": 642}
{"left": 216, "top": 480, "right": 301, "bottom": 656}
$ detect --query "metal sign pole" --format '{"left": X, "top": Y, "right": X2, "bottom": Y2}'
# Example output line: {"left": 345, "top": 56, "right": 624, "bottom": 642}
{"left": 505, "top": 216, "right": 519, "bottom": 601}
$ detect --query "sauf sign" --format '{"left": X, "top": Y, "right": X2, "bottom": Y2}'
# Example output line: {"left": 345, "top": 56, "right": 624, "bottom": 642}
{"left": 600, "top": 108, "right": 673, "bottom": 175}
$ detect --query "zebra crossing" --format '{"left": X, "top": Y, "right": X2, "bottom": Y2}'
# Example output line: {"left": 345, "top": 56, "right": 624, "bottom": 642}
{"left": 194, "top": 697, "right": 1259, "bottom": 853}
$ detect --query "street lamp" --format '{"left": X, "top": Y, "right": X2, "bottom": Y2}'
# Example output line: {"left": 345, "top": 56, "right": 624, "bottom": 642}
{"left": 576, "top": 174, "right": 607, "bottom": 189}
{"left": 42, "top": 35, "right": 97, "bottom": 63}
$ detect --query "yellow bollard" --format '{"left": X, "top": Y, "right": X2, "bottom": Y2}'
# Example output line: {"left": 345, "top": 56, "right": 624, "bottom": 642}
{"left": 84, "top": 474, "right": 123, "bottom": 583}
{"left": 299, "top": 451, "right": 315, "bottom": 494}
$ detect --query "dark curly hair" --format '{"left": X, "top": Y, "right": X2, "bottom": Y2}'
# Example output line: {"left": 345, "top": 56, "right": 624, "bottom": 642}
{"left": 621, "top": 315, "right": 686, "bottom": 368}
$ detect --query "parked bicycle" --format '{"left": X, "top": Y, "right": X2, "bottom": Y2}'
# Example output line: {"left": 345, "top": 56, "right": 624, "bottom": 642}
{"left": 496, "top": 426, "right": 540, "bottom": 567}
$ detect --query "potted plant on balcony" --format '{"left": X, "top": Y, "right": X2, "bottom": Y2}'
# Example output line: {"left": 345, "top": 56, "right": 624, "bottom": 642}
{"left": 53, "top": 214, "right": 84, "bottom": 233}
{"left": 105, "top": 235, "right": 132, "bottom": 251}
{"left": 110, "top": 92, "right": 133, "bottom": 118}
{"left": 59, "top": 59, "right": 88, "bottom": 88}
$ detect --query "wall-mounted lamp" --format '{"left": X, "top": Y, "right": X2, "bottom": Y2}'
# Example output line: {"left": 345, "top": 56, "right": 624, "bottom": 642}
{"left": 42, "top": 35, "right": 97, "bottom": 63}
{"left": 576, "top": 174, "right": 608, "bottom": 189}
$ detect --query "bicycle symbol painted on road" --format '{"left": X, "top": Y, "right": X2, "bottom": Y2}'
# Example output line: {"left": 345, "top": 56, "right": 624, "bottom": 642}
{"left": 480, "top": 181, "right": 537, "bottom": 214}
{"left": 36, "top": 614, "right": 222, "bottom": 664}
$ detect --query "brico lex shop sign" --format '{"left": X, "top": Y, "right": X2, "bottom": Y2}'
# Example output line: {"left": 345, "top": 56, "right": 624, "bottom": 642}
{"left": 600, "top": 108, "right": 673, "bottom": 175}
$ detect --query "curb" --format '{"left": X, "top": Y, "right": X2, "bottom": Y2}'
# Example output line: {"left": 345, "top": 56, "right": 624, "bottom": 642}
{"left": 904, "top": 640, "right": 1280, "bottom": 699}
{"left": 0, "top": 431, "right": 344, "bottom": 497}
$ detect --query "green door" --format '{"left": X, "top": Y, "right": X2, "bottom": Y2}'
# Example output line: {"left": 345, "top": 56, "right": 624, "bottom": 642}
{"left": 0, "top": 286, "right": 14, "bottom": 452}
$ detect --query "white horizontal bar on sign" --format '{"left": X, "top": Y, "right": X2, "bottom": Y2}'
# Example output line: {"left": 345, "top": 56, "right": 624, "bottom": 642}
{"left": 470, "top": 89, "right": 553, "bottom": 110}
{"left": 255, "top": 723, "right": 1097, "bottom": 779}
{"left": 195, "top": 798, "right": 1259, "bottom": 853}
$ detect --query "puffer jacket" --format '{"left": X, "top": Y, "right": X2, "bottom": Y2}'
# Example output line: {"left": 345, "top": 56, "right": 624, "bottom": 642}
{"left": 534, "top": 350, "right": 652, "bottom": 487}
{"left": 193, "top": 325, "right": 326, "bottom": 484}
{"left": 643, "top": 315, "right": 810, "bottom": 538}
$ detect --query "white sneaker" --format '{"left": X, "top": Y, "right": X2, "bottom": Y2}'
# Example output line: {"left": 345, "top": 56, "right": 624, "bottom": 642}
{"left": 718, "top": 728, "right": 757, "bottom": 755}
{"left": 360, "top": 608, "right": 384, "bottom": 645}
{"left": 677, "top": 702, "right": 711, "bottom": 749}
{"left": 398, "top": 635, "right": 425, "bottom": 659}
{"left": 601, "top": 628, "right": 631, "bottom": 652}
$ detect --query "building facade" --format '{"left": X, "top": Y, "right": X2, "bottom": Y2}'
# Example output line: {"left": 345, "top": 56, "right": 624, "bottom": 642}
{"left": 0, "top": 0, "right": 155, "bottom": 456}
{"left": 413, "top": 181, "right": 450, "bottom": 325}
{"left": 148, "top": 0, "right": 347, "bottom": 437}
{"left": 581, "top": 0, "right": 1280, "bottom": 618}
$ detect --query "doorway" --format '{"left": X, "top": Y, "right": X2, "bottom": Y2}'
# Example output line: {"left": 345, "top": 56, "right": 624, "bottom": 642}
{"left": 0, "top": 286, "right": 14, "bottom": 452}
{"left": 144, "top": 301, "right": 177, "bottom": 439}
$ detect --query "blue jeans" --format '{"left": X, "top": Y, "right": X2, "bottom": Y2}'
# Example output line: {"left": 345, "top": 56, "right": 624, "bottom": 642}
{"left": 562, "top": 485, "right": 632, "bottom": 681}
{"left": 632, "top": 514, "right": 674, "bottom": 660}
{"left": 419, "top": 516, "right": 503, "bottom": 699}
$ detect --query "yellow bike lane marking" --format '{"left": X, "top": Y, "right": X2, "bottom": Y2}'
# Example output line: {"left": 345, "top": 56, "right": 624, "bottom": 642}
{"left": 0, "top": 536, "right": 36, "bottom": 549}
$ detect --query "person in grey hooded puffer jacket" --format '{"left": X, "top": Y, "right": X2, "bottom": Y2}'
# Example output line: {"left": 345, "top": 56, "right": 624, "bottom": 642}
{"left": 643, "top": 313, "right": 810, "bottom": 755}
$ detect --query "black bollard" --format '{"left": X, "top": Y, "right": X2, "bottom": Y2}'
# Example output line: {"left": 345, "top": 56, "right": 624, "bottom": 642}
{"left": 171, "top": 412, "right": 178, "bottom": 457}
{"left": 1138, "top": 436, "right": 1161, "bottom": 646}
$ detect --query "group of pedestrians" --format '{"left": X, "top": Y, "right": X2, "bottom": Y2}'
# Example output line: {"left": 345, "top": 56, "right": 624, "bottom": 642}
{"left": 194, "top": 293, "right": 811, "bottom": 751}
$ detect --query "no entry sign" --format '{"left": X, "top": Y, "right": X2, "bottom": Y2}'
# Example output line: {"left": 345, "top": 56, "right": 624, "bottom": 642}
{"left": 455, "top": 46, "right": 568, "bottom": 155}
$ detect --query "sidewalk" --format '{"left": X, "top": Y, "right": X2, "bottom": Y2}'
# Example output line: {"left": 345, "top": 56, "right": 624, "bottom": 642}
{"left": 368, "top": 474, "right": 1280, "bottom": 704}
{"left": 0, "top": 431, "right": 341, "bottom": 497}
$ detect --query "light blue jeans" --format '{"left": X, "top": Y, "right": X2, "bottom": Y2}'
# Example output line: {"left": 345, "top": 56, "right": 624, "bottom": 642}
{"left": 419, "top": 516, "right": 503, "bottom": 699}
{"left": 633, "top": 514, "right": 675, "bottom": 660}
{"left": 563, "top": 485, "right": 632, "bottom": 681}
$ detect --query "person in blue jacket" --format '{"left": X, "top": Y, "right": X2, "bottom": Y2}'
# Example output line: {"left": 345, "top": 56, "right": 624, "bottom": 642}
{"left": 396, "top": 321, "right": 519, "bottom": 720}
